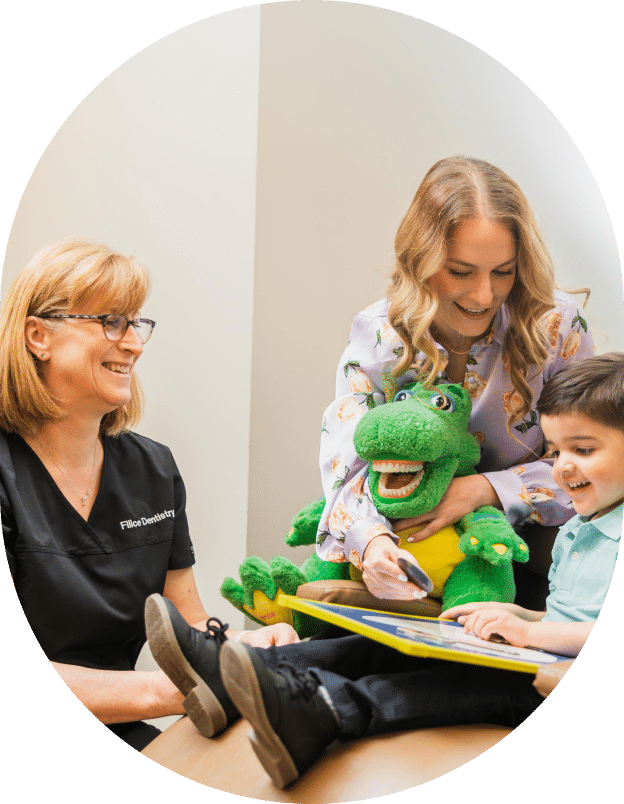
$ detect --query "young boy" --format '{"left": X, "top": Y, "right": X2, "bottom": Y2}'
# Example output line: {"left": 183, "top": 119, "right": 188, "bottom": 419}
{"left": 145, "top": 353, "right": 623, "bottom": 788}
{"left": 447, "top": 352, "right": 623, "bottom": 654}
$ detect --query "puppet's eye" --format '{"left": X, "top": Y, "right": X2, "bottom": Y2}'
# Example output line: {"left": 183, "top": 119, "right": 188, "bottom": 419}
{"left": 393, "top": 389, "right": 414, "bottom": 402}
{"left": 430, "top": 392, "right": 455, "bottom": 412}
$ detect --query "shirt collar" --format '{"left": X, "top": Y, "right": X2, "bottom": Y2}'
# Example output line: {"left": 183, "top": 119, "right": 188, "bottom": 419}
{"left": 492, "top": 305, "right": 508, "bottom": 347}
{"left": 588, "top": 504, "right": 623, "bottom": 541}
{"left": 563, "top": 504, "right": 623, "bottom": 542}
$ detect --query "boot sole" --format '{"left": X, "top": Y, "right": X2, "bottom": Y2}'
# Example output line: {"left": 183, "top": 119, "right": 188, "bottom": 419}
{"left": 144, "top": 594, "right": 228, "bottom": 737}
{"left": 220, "top": 641, "right": 299, "bottom": 789}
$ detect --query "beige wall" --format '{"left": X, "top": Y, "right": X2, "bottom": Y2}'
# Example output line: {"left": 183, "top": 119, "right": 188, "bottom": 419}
{"left": 246, "top": 2, "right": 623, "bottom": 568}
{"left": 1, "top": 10, "right": 262, "bottom": 633}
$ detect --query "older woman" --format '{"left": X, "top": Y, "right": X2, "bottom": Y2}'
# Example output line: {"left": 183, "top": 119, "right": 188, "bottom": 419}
{"left": 0, "top": 238, "right": 297, "bottom": 751}
{"left": 317, "top": 156, "right": 595, "bottom": 599}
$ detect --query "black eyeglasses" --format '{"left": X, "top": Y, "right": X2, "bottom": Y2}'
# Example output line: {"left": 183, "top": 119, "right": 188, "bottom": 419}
{"left": 38, "top": 314, "right": 156, "bottom": 344}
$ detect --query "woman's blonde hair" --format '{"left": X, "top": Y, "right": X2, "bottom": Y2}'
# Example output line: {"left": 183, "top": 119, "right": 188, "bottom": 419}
{"left": 0, "top": 237, "right": 151, "bottom": 436}
{"left": 388, "top": 156, "right": 559, "bottom": 427}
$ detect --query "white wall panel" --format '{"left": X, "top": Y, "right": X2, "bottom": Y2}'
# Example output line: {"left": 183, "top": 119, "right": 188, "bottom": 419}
{"left": 248, "top": 2, "right": 622, "bottom": 565}
{"left": 1, "top": 10, "right": 262, "bottom": 627}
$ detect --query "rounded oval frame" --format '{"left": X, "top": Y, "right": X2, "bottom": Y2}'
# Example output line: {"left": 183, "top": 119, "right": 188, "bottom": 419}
{"left": 2, "top": 3, "right": 621, "bottom": 801}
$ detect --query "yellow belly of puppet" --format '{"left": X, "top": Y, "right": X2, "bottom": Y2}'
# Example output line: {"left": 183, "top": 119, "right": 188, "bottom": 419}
{"left": 349, "top": 524, "right": 465, "bottom": 598}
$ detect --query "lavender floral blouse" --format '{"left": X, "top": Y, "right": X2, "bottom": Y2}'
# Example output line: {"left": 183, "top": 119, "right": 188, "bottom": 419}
{"left": 317, "top": 291, "right": 594, "bottom": 569}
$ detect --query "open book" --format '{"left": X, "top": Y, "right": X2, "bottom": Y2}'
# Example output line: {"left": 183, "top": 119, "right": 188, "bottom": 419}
{"left": 277, "top": 594, "right": 571, "bottom": 674}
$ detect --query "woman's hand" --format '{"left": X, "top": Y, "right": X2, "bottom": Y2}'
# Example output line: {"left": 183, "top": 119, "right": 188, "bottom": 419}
{"left": 361, "top": 535, "right": 429, "bottom": 600}
{"left": 454, "top": 607, "right": 530, "bottom": 647}
{"left": 237, "top": 623, "right": 300, "bottom": 647}
{"left": 392, "top": 475, "right": 501, "bottom": 541}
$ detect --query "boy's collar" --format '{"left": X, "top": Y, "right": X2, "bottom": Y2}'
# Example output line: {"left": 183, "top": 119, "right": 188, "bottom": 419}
{"left": 571, "top": 503, "right": 623, "bottom": 542}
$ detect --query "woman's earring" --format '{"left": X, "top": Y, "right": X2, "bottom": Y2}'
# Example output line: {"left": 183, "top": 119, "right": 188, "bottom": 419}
{"left": 40, "top": 352, "right": 48, "bottom": 360}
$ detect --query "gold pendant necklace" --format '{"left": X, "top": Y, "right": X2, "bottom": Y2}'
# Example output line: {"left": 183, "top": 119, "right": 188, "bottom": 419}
{"left": 34, "top": 433, "right": 98, "bottom": 506}
{"left": 430, "top": 326, "right": 472, "bottom": 356}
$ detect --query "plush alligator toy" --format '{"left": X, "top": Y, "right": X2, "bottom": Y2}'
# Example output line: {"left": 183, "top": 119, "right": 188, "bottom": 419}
{"left": 221, "top": 381, "right": 529, "bottom": 637}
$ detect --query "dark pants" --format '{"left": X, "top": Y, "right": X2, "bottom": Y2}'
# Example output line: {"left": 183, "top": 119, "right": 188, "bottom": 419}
{"left": 259, "top": 634, "right": 543, "bottom": 739}
{"left": 107, "top": 720, "right": 162, "bottom": 751}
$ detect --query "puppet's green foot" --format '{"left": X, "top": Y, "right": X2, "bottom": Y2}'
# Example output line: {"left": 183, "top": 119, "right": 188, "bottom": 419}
{"left": 268, "top": 556, "right": 330, "bottom": 637}
{"left": 459, "top": 509, "right": 529, "bottom": 566}
{"left": 441, "top": 558, "right": 516, "bottom": 610}
{"left": 220, "top": 555, "right": 326, "bottom": 636}
{"left": 268, "top": 556, "right": 309, "bottom": 595}
{"left": 220, "top": 556, "right": 295, "bottom": 628}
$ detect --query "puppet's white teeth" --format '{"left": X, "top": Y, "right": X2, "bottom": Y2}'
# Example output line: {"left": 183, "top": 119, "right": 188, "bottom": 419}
{"left": 372, "top": 460, "right": 423, "bottom": 473}
{"left": 377, "top": 469, "right": 424, "bottom": 498}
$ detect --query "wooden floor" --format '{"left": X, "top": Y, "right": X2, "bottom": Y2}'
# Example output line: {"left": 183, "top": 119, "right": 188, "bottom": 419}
{"left": 142, "top": 715, "right": 512, "bottom": 802}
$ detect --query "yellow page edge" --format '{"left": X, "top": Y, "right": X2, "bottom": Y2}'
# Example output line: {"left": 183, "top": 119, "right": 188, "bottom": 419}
{"left": 277, "top": 593, "right": 541, "bottom": 674}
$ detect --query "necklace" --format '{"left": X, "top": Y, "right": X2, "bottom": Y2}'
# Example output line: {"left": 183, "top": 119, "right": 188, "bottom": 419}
{"left": 429, "top": 326, "right": 473, "bottom": 356}
{"left": 34, "top": 432, "right": 98, "bottom": 506}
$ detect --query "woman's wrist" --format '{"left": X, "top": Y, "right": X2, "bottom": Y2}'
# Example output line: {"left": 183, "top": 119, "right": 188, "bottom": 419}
{"left": 363, "top": 533, "right": 396, "bottom": 558}
{"left": 225, "top": 628, "right": 252, "bottom": 642}
{"left": 473, "top": 474, "right": 502, "bottom": 509}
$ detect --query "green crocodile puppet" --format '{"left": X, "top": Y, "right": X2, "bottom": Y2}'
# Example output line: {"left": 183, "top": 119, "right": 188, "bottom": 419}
{"left": 221, "top": 381, "right": 529, "bottom": 637}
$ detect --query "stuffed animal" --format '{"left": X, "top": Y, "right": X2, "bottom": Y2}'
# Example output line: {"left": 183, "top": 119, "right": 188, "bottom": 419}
{"left": 221, "top": 382, "right": 529, "bottom": 637}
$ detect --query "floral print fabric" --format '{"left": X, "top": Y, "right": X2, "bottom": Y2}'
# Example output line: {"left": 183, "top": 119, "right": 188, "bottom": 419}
{"left": 317, "top": 291, "right": 595, "bottom": 565}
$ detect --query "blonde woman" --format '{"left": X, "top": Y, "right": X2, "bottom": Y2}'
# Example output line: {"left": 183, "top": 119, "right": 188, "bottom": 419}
{"left": 318, "top": 156, "right": 594, "bottom": 600}
{"left": 0, "top": 238, "right": 297, "bottom": 751}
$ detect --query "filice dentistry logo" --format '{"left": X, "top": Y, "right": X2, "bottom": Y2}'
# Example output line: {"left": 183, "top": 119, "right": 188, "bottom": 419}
{"left": 120, "top": 509, "right": 174, "bottom": 529}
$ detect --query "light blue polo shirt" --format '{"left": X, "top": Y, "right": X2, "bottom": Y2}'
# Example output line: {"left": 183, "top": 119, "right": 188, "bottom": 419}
{"left": 543, "top": 502, "right": 622, "bottom": 623}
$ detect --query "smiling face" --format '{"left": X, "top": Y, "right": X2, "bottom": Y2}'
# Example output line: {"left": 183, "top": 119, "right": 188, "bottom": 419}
{"left": 541, "top": 412, "right": 624, "bottom": 520}
{"left": 37, "top": 297, "right": 144, "bottom": 419}
{"left": 428, "top": 217, "right": 517, "bottom": 346}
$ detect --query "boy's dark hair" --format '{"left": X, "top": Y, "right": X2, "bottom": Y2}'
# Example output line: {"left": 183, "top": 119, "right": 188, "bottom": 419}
{"left": 537, "top": 353, "right": 624, "bottom": 434}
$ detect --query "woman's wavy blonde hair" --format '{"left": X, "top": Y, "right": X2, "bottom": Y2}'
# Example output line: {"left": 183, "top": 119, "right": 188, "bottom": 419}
{"left": 388, "top": 156, "right": 561, "bottom": 429}
{"left": 0, "top": 237, "right": 151, "bottom": 436}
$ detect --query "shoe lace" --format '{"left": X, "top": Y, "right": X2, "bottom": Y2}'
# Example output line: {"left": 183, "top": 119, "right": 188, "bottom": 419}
{"left": 276, "top": 658, "right": 319, "bottom": 701}
{"left": 203, "top": 617, "right": 229, "bottom": 644}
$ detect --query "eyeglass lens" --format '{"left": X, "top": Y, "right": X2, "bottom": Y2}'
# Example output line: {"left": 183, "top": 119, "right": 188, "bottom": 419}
{"left": 103, "top": 316, "right": 153, "bottom": 343}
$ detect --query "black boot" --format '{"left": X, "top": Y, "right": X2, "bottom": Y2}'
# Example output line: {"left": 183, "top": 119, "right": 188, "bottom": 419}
{"left": 144, "top": 594, "right": 239, "bottom": 737}
{"left": 219, "top": 640, "right": 340, "bottom": 788}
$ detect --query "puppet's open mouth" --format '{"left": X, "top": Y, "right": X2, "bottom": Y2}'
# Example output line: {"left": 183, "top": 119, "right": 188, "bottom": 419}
{"left": 372, "top": 460, "right": 425, "bottom": 499}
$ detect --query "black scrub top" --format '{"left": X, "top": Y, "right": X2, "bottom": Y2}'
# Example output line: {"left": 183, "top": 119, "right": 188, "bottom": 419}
{"left": 1, "top": 429, "right": 195, "bottom": 671}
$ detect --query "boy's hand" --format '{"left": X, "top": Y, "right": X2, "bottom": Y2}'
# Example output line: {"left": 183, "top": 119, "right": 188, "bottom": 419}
{"left": 443, "top": 601, "right": 544, "bottom": 622}
{"left": 442, "top": 601, "right": 517, "bottom": 620}
{"left": 455, "top": 607, "right": 530, "bottom": 647}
